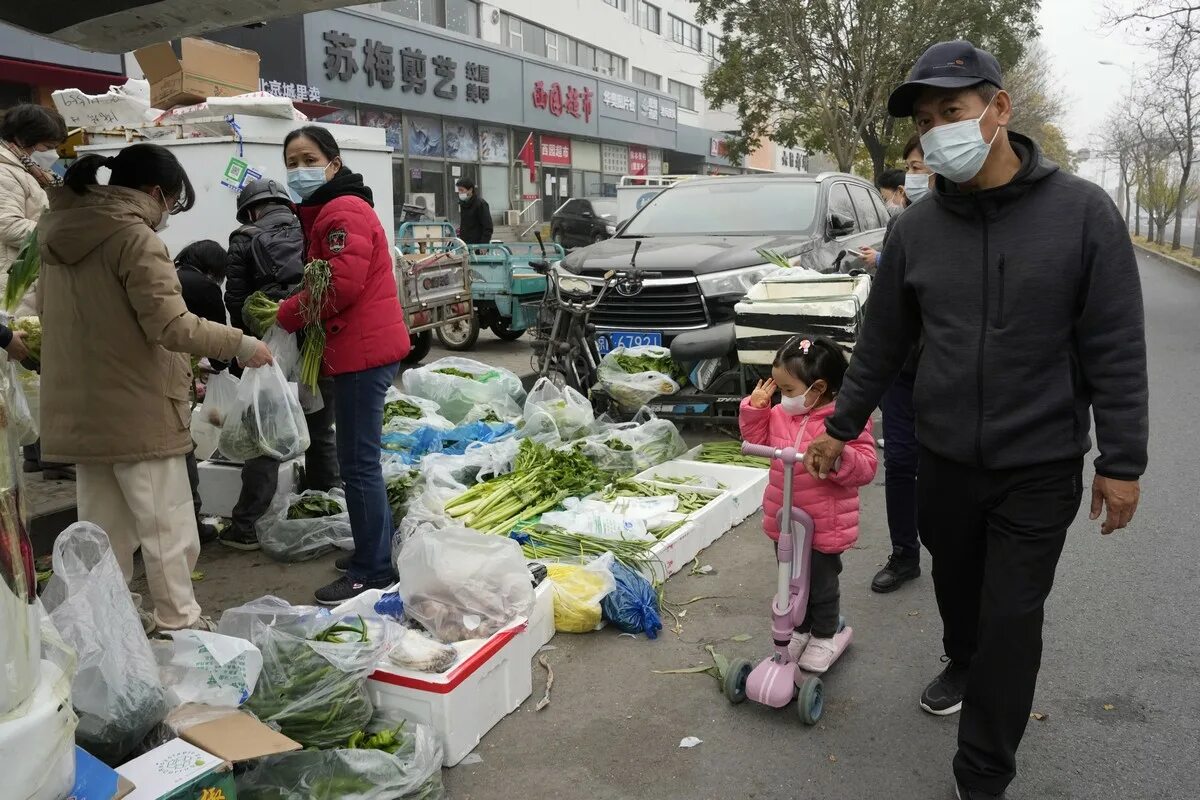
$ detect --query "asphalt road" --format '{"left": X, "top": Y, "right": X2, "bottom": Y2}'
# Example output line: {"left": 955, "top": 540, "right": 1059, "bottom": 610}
{"left": 438, "top": 250, "right": 1200, "bottom": 800}
{"left": 172, "top": 251, "right": 1198, "bottom": 800}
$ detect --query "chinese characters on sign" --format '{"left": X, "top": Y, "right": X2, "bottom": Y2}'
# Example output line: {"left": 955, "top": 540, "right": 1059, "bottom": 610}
{"left": 660, "top": 104, "right": 677, "bottom": 120}
{"left": 259, "top": 79, "right": 322, "bottom": 102}
{"left": 539, "top": 135, "right": 572, "bottom": 165}
{"left": 532, "top": 80, "right": 594, "bottom": 122}
{"left": 602, "top": 89, "right": 636, "bottom": 112}
{"left": 639, "top": 96, "right": 658, "bottom": 122}
{"left": 628, "top": 145, "right": 648, "bottom": 176}
{"left": 322, "top": 30, "right": 490, "bottom": 104}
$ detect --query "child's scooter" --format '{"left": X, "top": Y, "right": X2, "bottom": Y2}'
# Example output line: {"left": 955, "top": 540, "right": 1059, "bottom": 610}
{"left": 722, "top": 442, "right": 853, "bottom": 724}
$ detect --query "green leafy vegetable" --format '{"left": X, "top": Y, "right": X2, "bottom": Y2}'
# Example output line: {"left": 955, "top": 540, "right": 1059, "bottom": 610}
{"left": 286, "top": 494, "right": 345, "bottom": 520}
{"left": 433, "top": 367, "right": 477, "bottom": 379}
{"left": 755, "top": 248, "right": 793, "bottom": 270}
{"left": 298, "top": 259, "right": 332, "bottom": 393}
{"left": 386, "top": 471, "right": 416, "bottom": 525}
{"left": 13, "top": 317, "right": 40, "bottom": 362}
{"left": 4, "top": 231, "right": 39, "bottom": 312}
{"left": 384, "top": 397, "right": 424, "bottom": 424}
{"left": 243, "top": 291, "right": 280, "bottom": 337}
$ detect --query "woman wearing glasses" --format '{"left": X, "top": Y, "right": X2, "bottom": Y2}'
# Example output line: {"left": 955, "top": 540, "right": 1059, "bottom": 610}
{"left": 36, "top": 143, "right": 272, "bottom": 633}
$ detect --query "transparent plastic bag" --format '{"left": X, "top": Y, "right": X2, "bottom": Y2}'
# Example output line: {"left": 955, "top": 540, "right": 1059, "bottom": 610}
{"left": 41, "top": 523, "right": 168, "bottom": 765}
{"left": 243, "top": 611, "right": 392, "bottom": 749}
{"left": 0, "top": 487, "right": 37, "bottom": 715}
{"left": 264, "top": 326, "right": 324, "bottom": 415}
{"left": 521, "top": 377, "right": 594, "bottom": 445}
{"left": 217, "top": 595, "right": 329, "bottom": 643}
{"left": 397, "top": 438, "right": 520, "bottom": 542}
{"left": 193, "top": 370, "right": 240, "bottom": 460}
{"left": 544, "top": 554, "right": 617, "bottom": 634}
{"left": 579, "top": 410, "right": 686, "bottom": 473}
{"left": 258, "top": 489, "right": 353, "bottom": 563}
{"left": 154, "top": 629, "right": 264, "bottom": 707}
{"left": 396, "top": 526, "right": 534, "bottom": 643}
{"left": 219, "top": 360, "right": 310, "bottom": 461}
{"left": 236, "top": 715, "right": 444, "bottom": 800}
{"left": 400, "top": 356, "right": 525, "bottom": 424}
{"left": 383, "top": 386, "right": 453, "bottom": 435}
{"left": 601, "top": 560, "right": 662, "bottom": 639}
{"left": 2, "top": 361, "right": 38, "bottom": 446}
{"left": 597, "top": 345, "right": 682, "bottom": 409}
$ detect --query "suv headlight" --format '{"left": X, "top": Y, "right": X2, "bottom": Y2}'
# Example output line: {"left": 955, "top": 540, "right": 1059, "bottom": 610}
{"left": 696, "top": 264, "right": 780, "bottom": 298}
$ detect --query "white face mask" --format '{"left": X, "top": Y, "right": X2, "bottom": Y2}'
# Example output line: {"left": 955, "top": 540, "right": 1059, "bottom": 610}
{"left": 153, "top": 189, "right": 171, "bottom": 232}
{"left": 457, "top": 191, "right": 470, "bottom": 202}
{"left": 779, "top": 386, "right": 818, "bottom": 416}
{"left": 919, "top": 96, "right": 1001, "bottom": 184}
{"left": 30, "top": 149, "right": 58, "bottom": 171}
{"left": 904, "top": 172, "right": 930, "bottom": 203}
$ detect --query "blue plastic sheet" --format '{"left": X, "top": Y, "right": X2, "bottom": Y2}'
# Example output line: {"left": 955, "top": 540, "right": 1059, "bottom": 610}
{"left": 381, "top": 421, "right": 515, "bottom": 463}
{"left": 601, "top": 561, "right": 662, "bottom": 639}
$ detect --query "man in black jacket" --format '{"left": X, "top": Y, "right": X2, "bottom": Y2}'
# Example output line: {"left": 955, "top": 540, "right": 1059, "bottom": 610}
{"left": 805, "top": 41, "right": 1148, "bottom": 800}
{"left": 220, "top": 179, "right": 340, "bottom": 550}
{"left": 454, "top": 177, "right": 493, "bottom": 244}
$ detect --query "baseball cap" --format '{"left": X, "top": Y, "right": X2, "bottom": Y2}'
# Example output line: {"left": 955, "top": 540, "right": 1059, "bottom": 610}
{"left": 887, "top": 40, "right": 1004, "bottom": 118}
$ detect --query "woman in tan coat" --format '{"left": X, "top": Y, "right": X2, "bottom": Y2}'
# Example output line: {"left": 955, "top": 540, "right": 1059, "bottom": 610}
{"left": 38, "top": 143, "right": 273, "bottom": 632}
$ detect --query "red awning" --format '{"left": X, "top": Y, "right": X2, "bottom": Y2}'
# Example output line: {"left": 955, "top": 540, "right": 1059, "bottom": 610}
{"left": 0, "top": 56, "right": 125, "bottom": 94}
{"left": 294, "top": 100, "right": 343, "bottom": 120}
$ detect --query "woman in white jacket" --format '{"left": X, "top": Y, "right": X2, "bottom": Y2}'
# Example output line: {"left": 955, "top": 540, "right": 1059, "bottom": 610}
{"left": 0, "top": 103, "right": 69, "bottom": 478}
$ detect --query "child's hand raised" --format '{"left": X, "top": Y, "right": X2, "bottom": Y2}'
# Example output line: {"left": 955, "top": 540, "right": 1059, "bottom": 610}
{"left": 750, "top": 378, "right": 777, "bottom": 409}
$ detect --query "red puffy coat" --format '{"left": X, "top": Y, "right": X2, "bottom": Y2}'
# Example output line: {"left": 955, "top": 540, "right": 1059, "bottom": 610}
{"left": 739, "top": 398, "right": 877, "bottom": 553}
{"left": 277, "top": 182, "right": 409, "bottom": 375}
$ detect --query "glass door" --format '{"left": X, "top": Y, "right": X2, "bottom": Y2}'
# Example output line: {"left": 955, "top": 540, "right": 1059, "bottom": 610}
{"left": 408, "top": 160, "right": 446, "bottom": 221}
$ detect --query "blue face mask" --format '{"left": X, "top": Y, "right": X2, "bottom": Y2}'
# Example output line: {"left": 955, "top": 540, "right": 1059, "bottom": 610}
{"left": 919, "top": 96, "right": 1000, "bottom": 184}
{"left": 904, "top": 172, "right": 930, "bottom": 203}
{"left": 287, "top": 165, "right": 329, "bottom": 201}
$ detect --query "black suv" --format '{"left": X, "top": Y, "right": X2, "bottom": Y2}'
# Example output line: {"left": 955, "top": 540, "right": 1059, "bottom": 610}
{"left": 551, "top": 197, "right": 619, "bottom": 249}
{"left": 559, "top": 173, "right": 888, "bottom": 355}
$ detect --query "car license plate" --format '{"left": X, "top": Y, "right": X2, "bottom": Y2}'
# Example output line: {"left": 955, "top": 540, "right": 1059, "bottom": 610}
{"left": 595, "top": 331, "right": 663, "bottom": 356}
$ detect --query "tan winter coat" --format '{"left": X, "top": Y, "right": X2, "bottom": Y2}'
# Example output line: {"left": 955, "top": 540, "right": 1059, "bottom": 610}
{"left": 37, "top": 185, "right": 258, "bottom": 464}
{"left": 0, "top": 144, "right": 47, "bottom": 273}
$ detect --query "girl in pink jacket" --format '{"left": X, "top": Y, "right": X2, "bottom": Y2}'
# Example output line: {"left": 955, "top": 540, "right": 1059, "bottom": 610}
{"left": 739, "top": 336, "right": 878, "bottom": 673}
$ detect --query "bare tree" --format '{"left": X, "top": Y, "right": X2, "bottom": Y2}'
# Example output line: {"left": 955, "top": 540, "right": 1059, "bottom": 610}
{"left": 1106, "top": 1, "right": 1200, "bottom": 38}
{"left": 1141, "top": 33, "right": 1200, "bottom": 249}
{"left": 1101, "top": 106, "right": 1139, "bottom": 223}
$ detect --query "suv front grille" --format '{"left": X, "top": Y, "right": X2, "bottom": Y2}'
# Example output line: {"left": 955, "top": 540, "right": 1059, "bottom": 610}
{"left": 582, "top": 275, "right": 708, "bottom": 329}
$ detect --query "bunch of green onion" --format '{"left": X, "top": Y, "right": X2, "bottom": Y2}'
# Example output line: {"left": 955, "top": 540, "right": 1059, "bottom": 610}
{"left": 297, "top": 259, "right": 332, "bottom": 392}
{"left": 519, "top": 523, "right": 660, "bottom": 577}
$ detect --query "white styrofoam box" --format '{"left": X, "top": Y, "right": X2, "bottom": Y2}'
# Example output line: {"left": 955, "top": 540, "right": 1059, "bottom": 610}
{"left": 367, "top": 617, "right": 533, "bottom": 767}
{"left": 526, "top": 579, "right": 555, "bottom": 657}
{"left": 0, "top": 660, "right": 77, "bottom": 800}
{"left": 645, "top": 507, "right": 730, "bottom": 583}
{"left": 636, "top": 459, "right": 768, "bottom": 526}
{"left": 680, "top": 443, "right": 770, "bottom": 470}
{"left": 196, "top": 459, "right": 297, "bottom": 518}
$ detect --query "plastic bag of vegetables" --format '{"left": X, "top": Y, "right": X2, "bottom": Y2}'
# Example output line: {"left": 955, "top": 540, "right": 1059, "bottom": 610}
{"left": 601, "top": 560, "right": 662, "bottom": 639}
{"left": 218, "top": 360, "right": 310, "bottom": 461}
{"left": 400, "top": 356, "right": 525, "bottom": 424}
{"left": 41, "top": 523, "right": 168, "bottom": 765}
{"left": 579, "top": 411, "right": 686, "bottom": 474}
{"left": 244, "top": 611, "right": 392, "bottom": 750}
{"left": 1, "top": 361, "right": 38, "bottom": 447}
{"left": 382, "top": 386, "right": 452, "bottom": 435}
{"left": 191, "top": 371, "right": 240, "bottom": 461}
{"left": 596, "top": 345, "right": 685, "bottom": 409}
{"left": 521, "top": 377, "right": 594, "bottom": 445}
{"left": 257, "top": 489, "right": 353, "bottom": 563}
{"left": 236, "top": 715, "right": 444, "bottom": 800}
{"left": 544, "top": 554, "right": 617, "bottom": 634}
{"left": 397, "top": 438, "right": 521, "bottom": 541}
{"left": 396, "top": 526, "right": 534, "bottom": 643}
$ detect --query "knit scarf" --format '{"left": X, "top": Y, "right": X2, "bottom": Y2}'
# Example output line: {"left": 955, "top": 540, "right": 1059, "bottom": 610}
{"left": 2, "top": 140, "right": 62, "bottom": 188}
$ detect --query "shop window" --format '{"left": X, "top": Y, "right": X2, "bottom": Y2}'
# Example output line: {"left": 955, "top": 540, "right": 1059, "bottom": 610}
{"left": 668, "top": 80, "right": 696, "bottom": 111}
{"left": 359, "top": 107, "right": 404, "bottom": 150}
{"left": 575, "top": 43, "right": 596, "bottom": 71}
{"left": 407, "top": 116, "right": 444, "bottom": 158}
{"left": 480, "top": 126, "right": 509, "bottom": 163}
{"left": 444, "top": 120, "right": 479, "bottom": 161}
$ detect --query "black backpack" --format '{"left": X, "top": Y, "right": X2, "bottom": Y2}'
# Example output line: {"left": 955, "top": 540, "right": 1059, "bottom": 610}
{"left": 248, "top": 221, "right": 305, "bottom": 300}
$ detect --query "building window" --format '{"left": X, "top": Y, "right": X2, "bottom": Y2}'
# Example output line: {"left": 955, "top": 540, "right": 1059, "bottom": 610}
{"left": 706, "top": 32, "right": 721, "bottom": 58}
{"left": 575, "top": 42, "right": 596, "bottom": 71}
{"left": 546, "top": 31, "right": 560, "bottom": 61}
{"left": 602, "top": 0, "right": 628, "bottom": 9}
{"left": 523, "top": 20, "right": 547, "bottom": 57}
{"left": 638, "top": 2, "right": 661, "bottom": 33}
{"left": 632, "top": 68, "right": 661, "bottom": 89}
{"left": 669, "top": 79, "right": 696, "bottom": 111}
{"left": 445, "top": 0, "right": 479, "bottom": 36}
{"left": 670, "top": 15, "right": 702, "bottom": 50}
{"left": 508, "top": 14, "right": 523, "bottom": 50}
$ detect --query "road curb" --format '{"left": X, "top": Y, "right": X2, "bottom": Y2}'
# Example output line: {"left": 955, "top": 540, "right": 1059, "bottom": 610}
{"left": 1132, "top": 241, "right": 1200, "bottom": 276}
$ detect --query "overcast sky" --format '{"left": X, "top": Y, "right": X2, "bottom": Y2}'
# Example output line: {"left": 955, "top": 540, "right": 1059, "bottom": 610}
{"left": 1037, "top": 0, "right": 1144, "bottom": 152}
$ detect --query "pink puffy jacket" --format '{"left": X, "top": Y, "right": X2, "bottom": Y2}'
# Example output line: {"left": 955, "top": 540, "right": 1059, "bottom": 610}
{"left": 739, "top": 398, "right": 878, "bottom": 554}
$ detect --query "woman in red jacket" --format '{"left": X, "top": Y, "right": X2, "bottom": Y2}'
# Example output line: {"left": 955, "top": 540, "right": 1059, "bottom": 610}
{"left": 276, "top": 126, "right": 410, "bottom": 604}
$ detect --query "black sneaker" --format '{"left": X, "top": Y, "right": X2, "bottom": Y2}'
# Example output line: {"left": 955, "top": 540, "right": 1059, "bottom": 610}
{"left": 956, "top": 780, "right": 1006, "bottom": 799}
{"left": 871, "top": 552, "right": 920, "bottom": 593}
{"left": 335, "top": 553, "right": 354, "bottom": 573}
{"left": 921, "top": 657, "right": 969, "bottom": 716}
{"left": 219, "top": 527, "right": 261, "bottom": 551}
{"left": 197, "top": 521, "right": 219, "bottom": 545}
{"left": 314, "top": 575, "right": 393, "bottom": 606}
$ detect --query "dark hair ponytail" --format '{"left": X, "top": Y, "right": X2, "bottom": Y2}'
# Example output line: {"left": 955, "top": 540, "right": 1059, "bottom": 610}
{"left": 772, "top": 335, "right": 849, "bottom": 395}
{"left": 63, "top": 143, "right": 195, "bottom": 213}
{"left": 283, "top": 125, "right": 344, "bottom": 165}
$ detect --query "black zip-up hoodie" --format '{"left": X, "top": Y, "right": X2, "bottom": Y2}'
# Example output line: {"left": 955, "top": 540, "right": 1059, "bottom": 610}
{"left": 826, "top": 132, "right": 1148, "bottom": 480}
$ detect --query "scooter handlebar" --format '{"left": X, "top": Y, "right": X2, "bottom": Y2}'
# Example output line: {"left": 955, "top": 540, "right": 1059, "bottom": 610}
{"left": 741, "top": 442, "right": 841, "bottom": 471}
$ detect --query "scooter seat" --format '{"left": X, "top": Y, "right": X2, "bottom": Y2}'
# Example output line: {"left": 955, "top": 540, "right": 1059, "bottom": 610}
{"left": 670, "top": 323, "right": 736, "bottom": 361}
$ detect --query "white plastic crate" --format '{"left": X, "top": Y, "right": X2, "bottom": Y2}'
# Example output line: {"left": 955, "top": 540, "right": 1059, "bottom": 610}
{"left": 367, "top": 617, "right": 533, "bottom": 767}
{"left": 636, "top": 459, "right": 767, "bottom": 526}
{"left": 196, "top": 459, "right": 297, "bottom": 518}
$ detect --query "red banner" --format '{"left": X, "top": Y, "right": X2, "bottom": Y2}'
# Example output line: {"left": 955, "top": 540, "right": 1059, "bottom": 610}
{"left": 539, "top": 135, "right": 572, "bottom": 166}
{"left": 628, "top": 145, "right": 648, "bottom": 176}
{"left": 516, "top": 132, "right": 536, "bottom": 182}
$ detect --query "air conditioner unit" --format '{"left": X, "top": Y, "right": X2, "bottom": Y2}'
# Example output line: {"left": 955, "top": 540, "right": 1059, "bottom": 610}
{"left": 504, "top": 210, "right": 521, "bottom": 225}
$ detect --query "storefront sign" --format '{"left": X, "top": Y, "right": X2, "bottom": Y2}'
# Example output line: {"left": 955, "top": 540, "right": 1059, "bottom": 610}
{"left": 323, "top": 29, "right": 493, "bottom": 105}
{"left": 638, "top": 96, "right": 658, "bottom": 123}
{"left": 531, "top": 80, "right": 594, "bottom": 124}
{"left": 540, "top": 135, "right": 572, "bottom": 165}
{"left": 259, "top": 78, "right": 323, "bottom": 102}
{"left": 710, "top": 137, "right": 731, "bottom": 158}
{"left": 601, "top": 143, "right": 628, "bottom": 175}
{"left": 602, "top": 88, "right": 636, "bottom": 113}
{"left": 628, "top": 145, "right": 648, "bottom": 176}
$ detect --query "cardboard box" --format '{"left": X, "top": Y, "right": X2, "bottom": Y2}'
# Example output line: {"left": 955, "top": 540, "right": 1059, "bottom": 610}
{"left": 172, "top": 704, "right": 302, "bottom": 763}
{"left": 115, "top": 738, "right": 233, "bottom": 800}
{"left": 134, "top": 38, "right": 259, "bottom": 110}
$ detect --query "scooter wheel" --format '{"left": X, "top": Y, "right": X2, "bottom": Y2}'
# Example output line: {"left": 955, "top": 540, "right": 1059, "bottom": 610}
{"left": 797, "top": 676, "right": 824, "bottom": 725}
{"left": 723, "top": 658, "right": 754, "bottom": 704}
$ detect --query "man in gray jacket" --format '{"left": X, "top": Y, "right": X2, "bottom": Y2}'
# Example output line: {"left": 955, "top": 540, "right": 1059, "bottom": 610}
{"left": 805, "top": 41, "right": 1148, "bottom": 799}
